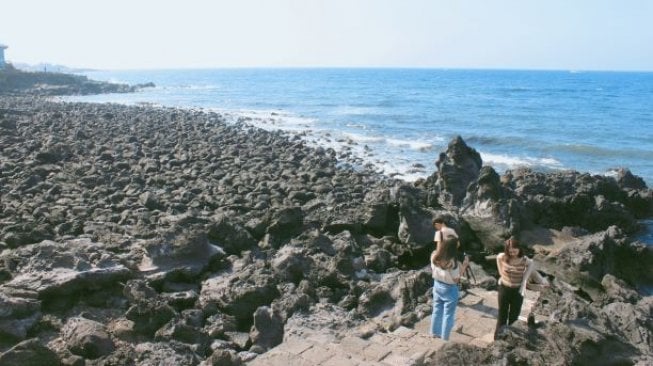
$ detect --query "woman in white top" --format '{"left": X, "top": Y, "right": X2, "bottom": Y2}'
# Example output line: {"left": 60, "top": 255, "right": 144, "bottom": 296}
{"left": 430, "top": 235, "right": 469, "bottom": 340}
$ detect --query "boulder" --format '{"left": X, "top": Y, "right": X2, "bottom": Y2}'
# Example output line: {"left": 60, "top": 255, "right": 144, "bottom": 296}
{"left": 123, "top": 279, "right": 158, "bottom": 304}
{"left": 266, "top": 207, "right": 304, "bottom": 238}
{"left": 363, "top": 245, "right": 397, "bottom": 273}
{"left": 137, "top": 224, "right": 224, "bottom": 280}
{"left": 199, "top": 266, "right": 279, "bottom": 325}
{"left": 613, "top": 167, "right": 647, "bottom": 190}
{"left": 537, "top": 227, "right": 653, "bottom": 300}
{"left": 363, "top": 202, "right": 398, "bottom": 237}
{"left": 154, "top": 318, "right": 209, "bottom": 352}
{"left": 601, "top": 299, "right": 653, "bottom": 354}
{"left": 61, "top": 317, "right": 115, "bottom": 359}
{"left": 461, "top": 166, "right": 526, "bottom": 252}
{"left": 125, "top": 300, "right": 177, "bottom": 337}
{"left": 203, "top": 312, "right": 237, "bottom": 338}
{"left": 508, "top": 168, "right": 645, "bottom": 234}
{"left": 0, "top": 293, "right": 41, "bottom": 340}
{"left": 489, "top": 321, "right": 640, "bottom": 366}
{"left": 249, "top": 306, "right": 284, "bottom": 351}
{"left": 356, "top": 270, "right": 431, "bottom": 323}
{"left": 270, "top": 245, "right": 313, "bottom": 283}
{"left": 0, "top": 338, "right": 60, "bottom": 366}
{"left": 601, "top": 274, "right": 640, "bottom": 304}
{"left": 200, "top": 349, "right": 243, "bottom": 366}
{"left": 427, "top": 136, "right": 483, "bottom": 208}
{"left": 0, "top": 239, "right": 131, "bottom": 302}
{"left": 133, "top": 342, "right": 200, "bottom": 366}
{"left": 207, "top": 216, "right": 257, "bottom": 256}
{"left": 269, "top": 283, "right": 312, "bottom": 321}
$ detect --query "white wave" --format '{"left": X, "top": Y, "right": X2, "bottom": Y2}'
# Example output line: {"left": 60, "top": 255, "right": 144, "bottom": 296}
{"left": 341, "top": 132, "right": 385, "bottom": 144}
{"left": 387, "top": 138, "right": 434, "bottom": 151}
{"left": 214, "top": 109, "right": 318, "bottom": 132}
{"left": 179, "top": 84, "right": 219, "bottom": 90}
{"left": 481, "top": 152, "right": 563, "bottom": 170}
{"left": 334, "top": 106, "right": 381, "bottom": 116}
{"left": 345, "top": 123, "right": 368, "bottom": 129}
{"left": 371, "top": 158, "right": 431, "bottom": 182}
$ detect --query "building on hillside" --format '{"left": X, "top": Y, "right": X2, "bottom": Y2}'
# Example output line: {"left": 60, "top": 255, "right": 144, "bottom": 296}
{"left": 0, "top": 44, "right": 7, "bottom": 69}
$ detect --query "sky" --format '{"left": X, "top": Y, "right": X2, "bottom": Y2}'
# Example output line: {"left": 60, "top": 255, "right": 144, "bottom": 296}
{"left": 1, "top": 0, "right": 652, "bottom": 71}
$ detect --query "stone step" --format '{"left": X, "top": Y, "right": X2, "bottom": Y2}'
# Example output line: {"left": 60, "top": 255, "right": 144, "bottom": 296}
{"left": 247, "top": 287, "right": 542, "bottom": 365}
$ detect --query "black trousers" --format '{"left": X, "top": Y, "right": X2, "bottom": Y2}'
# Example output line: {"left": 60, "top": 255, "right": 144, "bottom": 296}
{"left": 496, "top": 283, "right": 524, "bottom": 329}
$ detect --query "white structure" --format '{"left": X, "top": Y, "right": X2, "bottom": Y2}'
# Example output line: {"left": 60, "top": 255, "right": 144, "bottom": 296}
{"left": 0, "top": 44, "right": 7, "bottom": 69}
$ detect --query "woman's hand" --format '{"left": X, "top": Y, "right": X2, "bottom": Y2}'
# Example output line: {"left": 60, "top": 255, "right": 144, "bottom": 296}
{"left": 461, "top": 255, "right": 470, "bottom": 273}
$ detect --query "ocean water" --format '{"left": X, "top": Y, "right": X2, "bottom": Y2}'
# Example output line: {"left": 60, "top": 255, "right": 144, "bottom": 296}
{"left": 67, "top": 68, "right": 653, "bottom": 186}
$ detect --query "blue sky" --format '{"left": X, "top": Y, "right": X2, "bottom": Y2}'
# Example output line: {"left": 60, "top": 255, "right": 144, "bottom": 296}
{"left": 2, "top": 0, "right": 652, "bottom": 70}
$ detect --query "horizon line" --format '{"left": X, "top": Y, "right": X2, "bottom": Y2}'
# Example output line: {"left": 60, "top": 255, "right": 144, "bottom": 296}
{"left": 8, "top": 61, "right": 653, "bottom": 74}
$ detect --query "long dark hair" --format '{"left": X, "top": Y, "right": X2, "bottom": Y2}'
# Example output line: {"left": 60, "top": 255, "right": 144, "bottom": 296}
{"left": 433, "top": 236, "right": 459, "bottom": 269}
{"left": 503, "top": 236, "right": 524, "bottom": 261}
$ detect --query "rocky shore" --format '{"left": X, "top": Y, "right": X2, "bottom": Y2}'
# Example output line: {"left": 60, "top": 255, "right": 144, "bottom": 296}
{"left": 0, "top": 76, "right": 652, "bottom": 365}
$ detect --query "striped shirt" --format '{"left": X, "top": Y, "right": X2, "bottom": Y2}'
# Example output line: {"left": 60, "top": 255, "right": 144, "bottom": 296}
{"left": 497, "top": 253, "right": 528, "bottom": 288}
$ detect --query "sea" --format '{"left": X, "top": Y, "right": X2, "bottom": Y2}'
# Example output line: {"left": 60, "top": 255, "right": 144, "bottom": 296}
{"left": 66, "top": 68, "right": 653, "bottom": 248}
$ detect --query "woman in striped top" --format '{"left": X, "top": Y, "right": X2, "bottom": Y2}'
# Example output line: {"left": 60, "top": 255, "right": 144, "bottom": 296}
{"left": 494, "top": 237, "right": 548, "bottom": 340}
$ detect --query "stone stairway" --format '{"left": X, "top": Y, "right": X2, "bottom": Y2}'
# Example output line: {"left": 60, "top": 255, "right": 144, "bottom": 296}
{"left": 247, "top": 288, "right": 543, "bottom": 366}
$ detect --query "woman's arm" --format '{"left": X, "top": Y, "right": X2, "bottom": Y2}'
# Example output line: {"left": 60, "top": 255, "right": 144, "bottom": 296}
{"left": 527, "top": 259, "right": 550, "bottom": 287}
{"left": 452, "top": 257, "right": 470, "bottom": 284}
{"left": 496, "top": 253, "right": 504, "bottom": 274}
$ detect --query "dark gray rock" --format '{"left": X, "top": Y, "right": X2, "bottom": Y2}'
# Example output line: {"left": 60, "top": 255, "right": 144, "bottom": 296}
{"left": 461, "top": 166, "right": 527, "bottom": 251}
{"left": 123, "top": 279, "right": 158, "bottom": 304}
{"left": 364, "top": 244, "right": 397, "bottom": 273}
{"left": 125, "top": 301, "right": 177, "bottom": 337}
{"left": 0, "top": 338, "right": 60, "bottom": 366}
{"left": 537, "top": 227, "right": 653, "bottom": 300}
{"left": 270, "top": 245, "right": 313, "bottom": 283}
{"left": 133, "top": 342, "right": 200, "bottom": 366}
{"left": 508, "top": 168, "right": 646, "bottom": 233}
{"left": 488, "top": 321, "right": 640, "bottom": 366}
{"left": 426, "top": 136, "right": 483, "bottom": 208}
{"left": 207, "top": 215, "right": 257, "bottom": 255}
{"left": 154, "top": 318, "right": 209, "bottom": 353}
{"left": 224, "top": 331, "right": 251, "bottom": 351}
{"left": 0, "top": 313, "right": 42, "bottom": 341}
{"left": 61, "top": 317, "right": 115, "bottom": 359}
{"left": 614, "top": 167, "right": 647, "bottom": 190}
{"left": 200, "top": 349, "right": 243, "bottom": 366}
{"left": 199, "top": 266, "right": 279, "bottom": 325}
{"left": 0, "top": 239, "right": 131, "bottom": 301}
{"left": 249, "top": 306, "right": 283, "bottom": 351}
{"left": 601, "top": 299, "right": 652, "bottom": 354}
{"left": 601, "top": 274, "right": 640, "bottom": 304}
{"left": 270, "top": 283, "right": 312, "bottom": 321}
{"left": 267, "top": 207, "right": 304, "bottom": 238}
{"left": 137, "top": 224, "right": 224, "bottom": 280}
{"left": 203, "top": 312, "right": 237, "bottom": 338}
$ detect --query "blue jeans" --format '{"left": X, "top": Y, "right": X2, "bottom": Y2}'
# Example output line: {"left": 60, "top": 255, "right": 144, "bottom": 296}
{"left": 430, "top": 280, "right": 459, "bottom": 340}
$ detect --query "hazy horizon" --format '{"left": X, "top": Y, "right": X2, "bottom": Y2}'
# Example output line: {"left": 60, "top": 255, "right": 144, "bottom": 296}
{"left": 15, "top": 64, "right": 653, "bottom": 74}
{"left": 2, "top": 0, "right": 653, "bottom": 71}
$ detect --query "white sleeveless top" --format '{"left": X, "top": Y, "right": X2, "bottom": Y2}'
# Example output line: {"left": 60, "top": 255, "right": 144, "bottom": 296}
{"left": 431, "top": 260, "right": 461, "bottom": 285}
